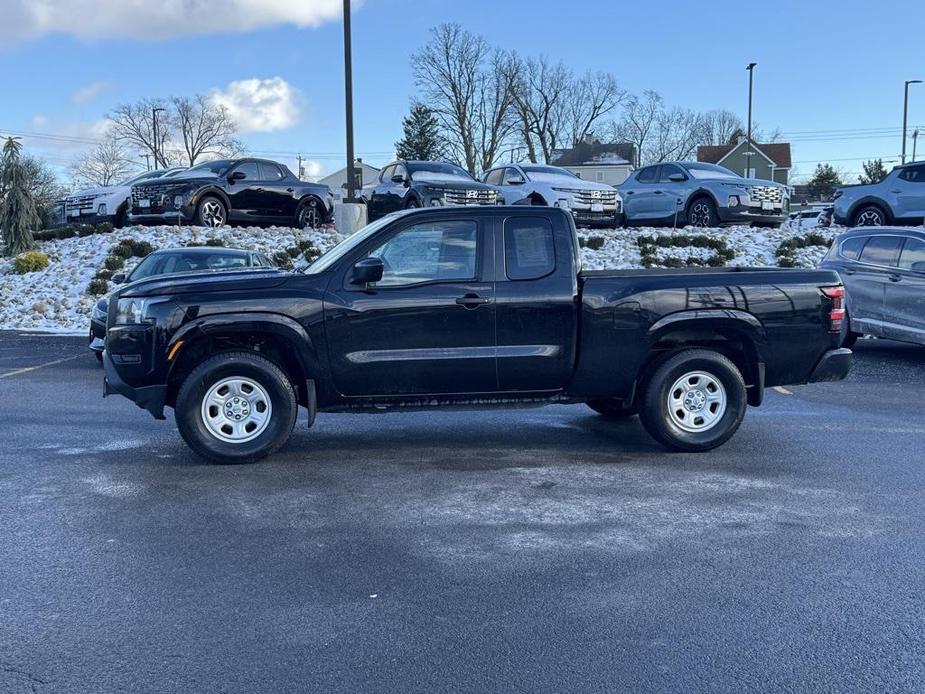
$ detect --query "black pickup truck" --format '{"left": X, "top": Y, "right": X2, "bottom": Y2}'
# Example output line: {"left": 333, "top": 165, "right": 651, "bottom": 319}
{"left": 103, "top": 207, "right": 851, "bottom": 463}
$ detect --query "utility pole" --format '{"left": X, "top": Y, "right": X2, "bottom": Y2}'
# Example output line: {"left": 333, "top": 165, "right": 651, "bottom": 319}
{"left": 297, "top": 154, "right": 304, "bottom": 180}
{"left": 152, "top": 107, "right": 166, "bottom": 170}
{"left": 913, "top": 129, "right": 920, "bottom": 163}
{"left": 339, "top": 0, "right": 366, "bottom": 233}
{"left": 746, "top": 63, "right": 757, "bottom": 177}
{"left": 902, "top": 80, "right": 922, "bottom": 164}
{"left": 140, "top": 153, "right": 151, "bottom": 171}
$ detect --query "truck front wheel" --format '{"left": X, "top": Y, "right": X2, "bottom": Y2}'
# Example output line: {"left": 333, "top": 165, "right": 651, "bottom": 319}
{"left": 639, "top": 349, "right": 747, "bottom": 452}
{"left": 175, "top": 351, "right": 297, "bottom": 464}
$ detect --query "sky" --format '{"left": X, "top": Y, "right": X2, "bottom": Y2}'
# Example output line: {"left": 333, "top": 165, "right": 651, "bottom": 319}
{"left": 1, "top": 0, "right": 923, "bottom": 185}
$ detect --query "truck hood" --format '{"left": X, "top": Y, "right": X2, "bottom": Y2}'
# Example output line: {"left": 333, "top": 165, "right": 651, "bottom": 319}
{"left": 120, "top": 268, "right": 291, "bottom": 298}
{"left": 413, "top": 176, "right": 495, "bottom": 191}
{"left": 68, "top": 184, "right": 130, "bottom": 199}
{"left": 532, "top": 175, "right": 616, "bottom": 192}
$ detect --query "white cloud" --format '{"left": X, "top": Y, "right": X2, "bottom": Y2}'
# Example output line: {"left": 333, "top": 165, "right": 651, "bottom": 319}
{"left": 70, "top": 81, "right": 111, "bottom": 105}
{"left": 0, "top": 0, "right": 351, "bottom": 43}
{"left": 209, "top": 77, "right": 304, "bottom": 133}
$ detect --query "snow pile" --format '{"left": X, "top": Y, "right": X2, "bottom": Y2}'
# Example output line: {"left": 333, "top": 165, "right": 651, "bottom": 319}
{"left": 0, "top": 222, "right": 842, "bottom": 334}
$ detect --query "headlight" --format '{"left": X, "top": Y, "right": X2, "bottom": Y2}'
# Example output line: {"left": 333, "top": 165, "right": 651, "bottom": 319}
{"left": 92, "top": 300, "right": 108, "bottom": 321}
{"left": 114, "top": 297, "right": 160, "bottom": 325}
{"left": 97, "top": 203, "right": 108, "bottom": 216}
{"left": 721, "top": 182, "right": 748, "bottom": 190}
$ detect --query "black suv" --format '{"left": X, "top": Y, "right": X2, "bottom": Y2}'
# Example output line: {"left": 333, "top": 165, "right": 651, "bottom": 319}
{"left": 360, "top": 160, "right": 502, "bottom": 222}
{"left": 128, "top": 158, "right": 334, "bottom": 229}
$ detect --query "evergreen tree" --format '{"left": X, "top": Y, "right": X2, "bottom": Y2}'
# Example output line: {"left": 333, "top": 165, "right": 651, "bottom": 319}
{"left": 807, "top": 163, "right": 842, "bottom": 201}
{"left": 394, "top": 102, "right": 444, "bottom": 161}
{"left": 1, "top": 137, "right": 40, "bottom": 256}
{"left": 858, "top": 158, "right": 889, "bottom": 185}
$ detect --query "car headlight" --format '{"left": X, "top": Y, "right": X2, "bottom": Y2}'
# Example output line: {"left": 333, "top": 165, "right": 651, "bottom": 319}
{"left": 92, "top": 300, "right": 108, "bottom": 321}
{"left": 721, "top": 183, "right": 749, "bottom": 190}
{"left": 97, "top": 203, "right": 108, "bottom": 216}
{"left": 114, "top": 297, "right": 161, "bottom": 325}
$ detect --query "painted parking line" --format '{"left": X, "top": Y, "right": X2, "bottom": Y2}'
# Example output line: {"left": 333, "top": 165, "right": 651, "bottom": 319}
{"left": 773, "top": 386, "right": 793, "bottom": 395}
{"left": 0, "top": 354, "right": 84, "bottom": 379}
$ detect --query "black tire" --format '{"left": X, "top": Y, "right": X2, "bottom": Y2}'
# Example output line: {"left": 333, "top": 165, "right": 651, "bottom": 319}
{"left": 297, "top": 198, "right": 322, "bottom": 229}
{"left": 404, "top": 196, "right": 421, "bottom": 210}
{"left": 587, "top": 399, "right": 636, "bottom": 419}
{"left": 638, "top": 349, "right": 747, "bottom": 452}
{"left": 174, "top": 351, "right": 297, "bottom": 464}
{"left": 851, "top": 204, "right": 887, "bottom": 227}
{"left": 842, "top": 331, "right": 861, "bottom": 349}
{"left": 194, "top": 195, "right": 228, "bottom": 228}
{"left": 114, "top": 204, "right": 129, "bottom": 229}
{"left": 687, "top": 197, "right": 719, "bottom": 227}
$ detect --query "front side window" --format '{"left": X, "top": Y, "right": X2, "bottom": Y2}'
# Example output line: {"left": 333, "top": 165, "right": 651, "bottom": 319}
{"left": 379, "top": 165, "right": 395, "bottom": 183}
{"left": 483, "top": 169, "right": 503, "bottom": 185}
{"left": 899, "top": 237, "right": 925, "bottom": 270}
{"left": 859, "top": 236, "right": 903, "bottom": 266}
{"left": 659, "top": 164, "right": 684, "bottom": 182}
{"left": 368, "top": 220, "right": 478, "bottom": 287}
{"left": 231, "top": 162, "right": 260, "bottom": 180}
{"left": 504, "top": 217, "right": 556, "bottom": 281}
{"left": 503, "top": 168, "right": 524, "bottom": 185}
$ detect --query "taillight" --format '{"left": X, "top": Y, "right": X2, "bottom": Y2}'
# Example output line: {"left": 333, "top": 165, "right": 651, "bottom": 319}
{"left": 821, "top": 286, "right": 845, "bottom": 333}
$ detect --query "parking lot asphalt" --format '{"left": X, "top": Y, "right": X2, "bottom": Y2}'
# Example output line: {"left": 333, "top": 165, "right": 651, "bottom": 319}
{"left": 1, "top": 331, "right": 924, "bottom": 693}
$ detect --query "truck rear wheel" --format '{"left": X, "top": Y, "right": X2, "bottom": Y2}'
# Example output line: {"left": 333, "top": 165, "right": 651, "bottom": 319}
{"left": 639, "top": 349, "right": 747, "bottom": 452}
{"left": 175, "top": 351, "right": 297, "bottom": 464}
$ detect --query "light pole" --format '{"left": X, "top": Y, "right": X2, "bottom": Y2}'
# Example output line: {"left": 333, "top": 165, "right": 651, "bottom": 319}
{"left": 152, "top": 107, "right": 166, "bottom": 170}
{"left": 746, "top": 62, "right": 757, "bottom": 177}
{"left": 913, "top": 129, "right": 920, "bottom": 163}
{"left": 902, "top": 79, "right": 922, "bottom": 164}
{"left": 339, "top": 0, "right": 366, "bottom": 233}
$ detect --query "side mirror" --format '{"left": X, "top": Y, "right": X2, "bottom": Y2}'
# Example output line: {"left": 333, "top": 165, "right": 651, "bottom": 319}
{"left": 506, "top": 175, "right": 526, "bottom": 185}
{"left": 228, "top": 171, "right": 246, "bottom": 182}
{"left": 111, "top": 273, "right": 126, "bottom": 284}
{"left": 391, "top": 174, "right": 407, "bottom": 184}
{"left": 668, "top": 173, "right": 686, "bottom": 182}
{"left": 351, "top": 257, "right": 384, "bottom": 285}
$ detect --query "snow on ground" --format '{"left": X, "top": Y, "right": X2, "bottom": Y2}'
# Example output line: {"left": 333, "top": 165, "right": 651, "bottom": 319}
{"left": 0, "top": 222, "right": 839, "bottom": 334}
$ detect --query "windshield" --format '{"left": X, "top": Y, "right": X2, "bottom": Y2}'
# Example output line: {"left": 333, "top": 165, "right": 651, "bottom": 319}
{"left": 303, "top": 215, "right": 399, "bottom": 275}
{"left": 128, "top": 251, "right": 251, "bottom": 281}
{"left": 521, "top": 165, "right": 578, "bottom": 182}
{"left": 408, "top": 162, "right": 474, "bottom": 183}
{"left": 121, "top": 170, "right": 167, "bottom": 186}
{"left": 184, "top": 160, "right": 234, "bottom": 177}
{"left": 682, "top": 162, "right": 741, "bottom": 180}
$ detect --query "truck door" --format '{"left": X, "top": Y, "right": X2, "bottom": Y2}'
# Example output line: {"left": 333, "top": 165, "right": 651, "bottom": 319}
{"left": 493, "top": 213, "right": 578, "bottom": 391}
{"left": 884, "top": 236, "right": 925, "bottom": 342}
{"left": 893, "top": 164, "right": 925, "bottom": 220}
{"left": 323, "top": 215, "right": 498, "bottom": 396}
{"left": 850, "top": 235, "right": 902, "bottom": 336}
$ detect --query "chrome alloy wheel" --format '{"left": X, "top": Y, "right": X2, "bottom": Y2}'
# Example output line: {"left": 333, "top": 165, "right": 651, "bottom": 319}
{"left": 201, "top": 200, "right": 226, "bottom": 227}
{"left": 200, "top": 377, "right": 272, "bottom": 443}
{"left": 856, "top": 209, "right": 884, "bottom": 226}
{"left": 299, "top": 203, "right": 320, "bottom": 229}
{"left": 667, "top": 371, "right": 727, "bottom": 433}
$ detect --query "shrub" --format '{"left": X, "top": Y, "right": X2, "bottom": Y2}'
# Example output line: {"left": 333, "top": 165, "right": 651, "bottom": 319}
{"left": 775, "top": 232, "right": 833, "bottom": 267}
{"left": 272, "top": 250, "right": 293, "bottom": 269}
{"left": 77, "top": 224, "right": 96, "bottom": 237}
{"left": 96, "top": 222, "right": 114, "bottom": 234}
{"left": 56, "top": 226, "right": 78, "bottom": 240}
{"left": 285, "top": 245, "right": 302, "bottom": 258}
{"left": 585, "top": 236, "right": 606, "bottom": 251}
{"left": 204, "top": 238, "right": 225, "bottom": 247}
{"left": 636, "top": 234, "right": 735, "bottom": 269}
{"left": 103, "top": 255, "right": 125, "bottom": 271}
{"left": 128, "top": 240, "right": 155, "bottom": 257}
{"left": 111, "top": 244, "right": 134, "bottom": 259}
{"left": 95, "top": 269, "right": 114, "bottom": 281}
{"left": 87, "top": 279, "right": 109, "bottom": 296}
{"left": 577, "top": 237, "right": 587, "bottom": 248}
{"left": 12, "top": 251, "right": 49, "bottom": 274}
{"left": 298, "top": 240, "right": 322, "bottom": 262}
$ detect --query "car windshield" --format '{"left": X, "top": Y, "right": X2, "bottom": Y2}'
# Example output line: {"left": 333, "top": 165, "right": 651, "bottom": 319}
{"left": 121, "top": 170, "right": 167, "bottom": 186}
{"left": 682, "top": 163, "right": 742, "bottom": 180}
{"left": 303, "top": 215, "right": 400, "bottom": 275}
{"left": 127, "top": 251, "right": 251, "bottom": 282}
{"left": 408, "top": 162, "right": 474, "bottom": 183}
{"left": 183, "top": 160, "right": 234, "bottom": 177}
{"left": 521, "top": 165, "right": 579, "bottom": 183}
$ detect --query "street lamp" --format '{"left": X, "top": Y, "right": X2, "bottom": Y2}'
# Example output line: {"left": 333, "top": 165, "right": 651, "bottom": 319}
{"left": 746, "top": 62, "right": 757, "bottom": 177}
{"left": 901, "top": 79, "right": 922, "bottom": 164}
{"left": 340, "top": 0, "right": 366, "bottom": 233}
{"left": 152, "top": 107, "right": 166, "bottom": 170}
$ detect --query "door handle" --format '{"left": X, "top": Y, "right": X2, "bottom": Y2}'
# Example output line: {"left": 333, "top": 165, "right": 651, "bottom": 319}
{"left": 653, "top": 190, "right": 664, "bottom": 194}
{"left": 842, "top": 268, "right": 856, "bottom": 275}
{"left": 889, "top": 274, "right": 902, "bottom": 283}
{"left": 254, "top": 187, "right": 265, "bottom": 192}
{"left": 287, "top": 187, "right": 294, "bottom": 193}
{"left": 456, "top": 293, "right": 492, "bottom": 308}
{"left": 625, "top": 190, "right": 634, "bottom": 195}
{"left": 890, "top": 189, "right": 902, "bottom": 194}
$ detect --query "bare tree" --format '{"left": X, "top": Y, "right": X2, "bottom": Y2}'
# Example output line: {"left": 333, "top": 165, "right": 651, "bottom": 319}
{"left": 171, "top": 95, "right": 243, "bottom": 166}
{"left": 611, "top": 90, "right": 662, "bottom": 166}
{"left": 412, "top": 24, "right": 517, "bottom": 174}
{"left": 563, "top": 71, "right": 625, "bottom": 150}
{"left": 698, "top": 109, "right": 744, "bottom": 146}
{"left": 108, "top": 98, "right": 173, "bottom": 168}
{"left": 510, "top": 55, "right": 571, "bottom": 163}
{"left": 70, "top": 138, "right": 136, "bottom": 187}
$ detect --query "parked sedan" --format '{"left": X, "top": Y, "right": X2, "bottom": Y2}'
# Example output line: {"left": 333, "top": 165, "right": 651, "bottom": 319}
{"left": 128, "top": 158, "right": 334, "bottom": 229}
{"left": 89, "top": 247, "right": 273, "bottom": 361}
{"left": 617, "top": 161, "right": 790, "bottom": 227}
{"left": 819, "top": 227, "right": 925, "bottom": 347}
{"left": 360, "top": 161, "right": 502, "bottom": 222}
{"left": 833, "top": 162, "right": 925, "bottom": 227}
{"left": 481, "top": 163, "right": 623, "bottom": 227}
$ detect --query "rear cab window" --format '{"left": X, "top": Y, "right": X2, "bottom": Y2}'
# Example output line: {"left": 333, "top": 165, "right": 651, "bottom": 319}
{"left": 636, "top": 166, "right": 658, "bottom": 184}
{"left": 838, "top": 236, "right": 867, "bottom": 261}
{"left": 503, "top": 217, "right": 556, "bottom": 281}
{"left": 899, "top": 237, "right": 925, "bottom": 270}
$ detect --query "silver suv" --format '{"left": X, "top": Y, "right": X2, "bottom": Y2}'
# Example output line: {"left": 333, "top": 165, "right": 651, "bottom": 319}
{"left": 482, "top": 164, "right": 623, "bottom": 227}
{"left": 833, "top": 162, "right": 925, "bottom": 227}
{"left": 617, "top": 161, "right": 790, "bottom": 227}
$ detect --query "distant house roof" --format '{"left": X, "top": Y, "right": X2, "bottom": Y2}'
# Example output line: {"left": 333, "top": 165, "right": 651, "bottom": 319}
{"left": 550, "top": 141, "right": 637, "bottom": 168}
{"left": 697, "top": 141, "right": 792, "bottom": 168}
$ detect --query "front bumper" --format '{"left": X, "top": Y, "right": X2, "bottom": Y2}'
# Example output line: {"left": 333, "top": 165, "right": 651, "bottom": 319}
{"left": 129, "top": 204, "right": 195, "bottom": 225}
{"left": 571, "top": 209, "right": 623, "bottom": 227}
{"left": 103, "top": 350, "right": 167, "bottom": 419}
{"left": 807, "top": 348, "right": 852, "bottom": 383}
{"left": 64, "top": 212, "right": 116, "bottom": 226}
{"left": 717, "top": 206, "right": 787, "bottom": 225}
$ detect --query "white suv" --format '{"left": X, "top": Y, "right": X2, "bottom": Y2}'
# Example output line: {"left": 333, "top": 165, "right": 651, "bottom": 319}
{"left": 65, "top": 167, "right": 185, "bottom": 227}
